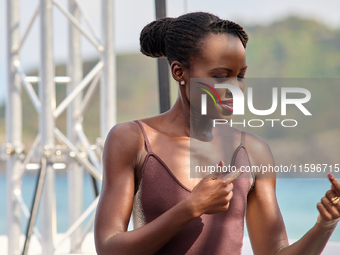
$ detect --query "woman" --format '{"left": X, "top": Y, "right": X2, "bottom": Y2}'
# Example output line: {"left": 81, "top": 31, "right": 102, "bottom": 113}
{"left": 94, "top": 12, "right": 340, "bottom": 254}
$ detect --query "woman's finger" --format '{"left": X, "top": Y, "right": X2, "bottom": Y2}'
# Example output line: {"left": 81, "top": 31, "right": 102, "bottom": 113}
{"left": 317, "top": 202, "right": 333, "bottom": 221}
{"left": 321, "top": 196, "right": 340, "bottom": 219}
{"left": 226, "top": 190, "right": 233, "bottom": 201}
{"left": 204, "top": 160, "right": 225, "bottom": 180}
{"left": 205, "top": 172, "right": 221, "bottom": 180}
{"left": 325, "top": 190, "right": 340, "bottom": 212}
{"left": 328, "top": 174, "right": 340, "bottom": 196}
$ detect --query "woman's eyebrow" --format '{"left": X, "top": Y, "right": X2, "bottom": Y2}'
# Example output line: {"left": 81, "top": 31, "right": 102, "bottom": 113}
{"left": 210, "top": 66, "right": 248, "bottom": 72}
{"left": 210, "top": 67, "right": 233, "bottom": 72}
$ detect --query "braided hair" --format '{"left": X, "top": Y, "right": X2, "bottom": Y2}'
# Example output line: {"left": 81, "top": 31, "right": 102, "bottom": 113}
{"left": 140, "top": 12, "right": 248, "bottom": 69}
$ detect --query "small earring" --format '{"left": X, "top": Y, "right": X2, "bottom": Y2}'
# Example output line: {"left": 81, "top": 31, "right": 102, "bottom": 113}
{"left": 180, "top": 80, "right": 185, "bottom": 86}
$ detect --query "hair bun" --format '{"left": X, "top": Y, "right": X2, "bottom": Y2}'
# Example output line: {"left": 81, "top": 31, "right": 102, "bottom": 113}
{"left": 140, "top": 17, "right": 174, "bottom": 58}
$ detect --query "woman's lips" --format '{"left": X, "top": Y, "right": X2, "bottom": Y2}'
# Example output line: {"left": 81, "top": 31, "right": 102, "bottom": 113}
{"left": 220, "top": 99, "right": 233, "bottom": 112}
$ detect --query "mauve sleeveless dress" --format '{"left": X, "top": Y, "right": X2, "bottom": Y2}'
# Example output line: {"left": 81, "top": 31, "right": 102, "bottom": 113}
{"left": 133, "top": 120, "right": 254, "bottom": 255}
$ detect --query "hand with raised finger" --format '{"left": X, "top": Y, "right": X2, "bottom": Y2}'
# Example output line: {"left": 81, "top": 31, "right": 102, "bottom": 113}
{"left": 316, "top": 174, "right": 340, "bottom": 229}
{"left": 187, "top": 161, "right": 235, "bottom": 217}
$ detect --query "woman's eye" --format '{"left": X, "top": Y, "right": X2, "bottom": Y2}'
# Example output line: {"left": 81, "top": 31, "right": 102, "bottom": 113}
{"left": 237, "top": 76, "right": 245, "bottom": 81}
{"left": 213, "top": 76, "right": 228, "bottom": 82}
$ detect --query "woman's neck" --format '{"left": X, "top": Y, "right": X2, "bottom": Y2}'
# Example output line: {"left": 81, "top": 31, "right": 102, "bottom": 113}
{"left": 166, "top": 96, "right": 215, "bottom": 141}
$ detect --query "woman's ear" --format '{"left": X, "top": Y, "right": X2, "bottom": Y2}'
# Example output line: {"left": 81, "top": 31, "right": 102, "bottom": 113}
{"left": 171, "top": 61, "right": 186, "bottom": 84}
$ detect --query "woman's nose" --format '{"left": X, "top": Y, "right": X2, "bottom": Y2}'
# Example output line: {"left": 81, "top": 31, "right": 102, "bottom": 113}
{"left": 223, "top": 78, "right": 244, "bottom": 96}
{"left": 225, "top": 88, "right": 232, "bottom": 96}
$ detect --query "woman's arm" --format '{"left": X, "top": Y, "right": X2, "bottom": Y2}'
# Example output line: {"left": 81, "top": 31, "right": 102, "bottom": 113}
{"left": 246, "top": 133, "right": 339, "bottom": 255}
{"left": 94, "top": 122, "right": 235, "bottom": 255}
{"left": 275, "top": 175, "right": 340, "bottom": 255}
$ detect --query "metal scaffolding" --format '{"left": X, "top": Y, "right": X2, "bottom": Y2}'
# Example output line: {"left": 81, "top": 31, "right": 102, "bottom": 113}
{"left": 5, "top": 0, "right": 115, "bottom": 254}
{"left": 155, "top": 0, "right": 170, "bottom": 113}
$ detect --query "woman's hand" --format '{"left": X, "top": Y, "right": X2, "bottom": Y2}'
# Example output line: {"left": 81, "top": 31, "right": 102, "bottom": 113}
{"left": 316, "top": 174, "right": 340, "bottom": 229}
{"left": 185, "top": 161, "right": 236, "bottom": 218}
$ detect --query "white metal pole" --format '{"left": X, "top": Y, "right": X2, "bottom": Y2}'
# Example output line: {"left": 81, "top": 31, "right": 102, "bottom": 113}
{"left": 67, "top": 0, "right": 83, "bottom": 252}
{"left": 53, "top": 0, "right": 103, "bottom": 53}
{"left": 6, "top": 0, "right": 22, "bottom": 254}
{"left": 101, "top": 0, "right": 116, "bottom": 139}
{"left": 39, "top": 0, "right": 56, "bottom": 254}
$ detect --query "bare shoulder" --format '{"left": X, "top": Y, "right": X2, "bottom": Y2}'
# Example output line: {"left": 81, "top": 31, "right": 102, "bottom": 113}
{"left": 242, "top": 131, "right": 275, "bottom": 177}
{"left": 102, "top": 121, "right": 145, "bottom": 181}
{"left": 243, "top": 132, "right": 273, "bottom": 160}
{"left": 104, "top": 121, "right": 144, "bottom": 151}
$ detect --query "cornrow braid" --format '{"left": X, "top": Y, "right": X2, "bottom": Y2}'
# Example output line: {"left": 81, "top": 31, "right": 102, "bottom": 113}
{"left": 140, "top": 17, "right": 174, "bottom": 58}
{"left": 139, "top": 12, "right": 248, "bottom": 68}
{"left": 208, "top": 20, "right": 249, "bottom": 48}
{"left": 164, "top": 12, "right": 221, "bottom": 68}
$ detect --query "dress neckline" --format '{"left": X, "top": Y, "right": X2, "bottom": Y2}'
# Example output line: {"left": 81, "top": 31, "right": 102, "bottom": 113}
{"left": 134, "top": 120, "right": 246, "bottom": 193}
{"left": 145, "top": 144, "right": 245, "bottom": 193}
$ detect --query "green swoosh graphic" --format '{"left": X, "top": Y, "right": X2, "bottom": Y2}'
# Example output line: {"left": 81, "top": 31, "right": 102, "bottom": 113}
{"left": 197, "top": 87, "right": 217, "bottom": 105}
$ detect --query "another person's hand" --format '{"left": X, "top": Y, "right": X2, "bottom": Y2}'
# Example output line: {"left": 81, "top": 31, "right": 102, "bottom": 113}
{"left": 317, "top": 174, "right": 340, "bottom": 229}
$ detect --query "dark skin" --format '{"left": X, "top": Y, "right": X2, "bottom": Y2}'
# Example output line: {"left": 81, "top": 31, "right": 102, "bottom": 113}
{"left": 94, "top": 33, "right": 340, "bottom": 255}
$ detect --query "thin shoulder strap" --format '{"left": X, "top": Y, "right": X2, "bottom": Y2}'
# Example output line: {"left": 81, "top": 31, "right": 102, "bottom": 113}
{"left": 134, "top": 120, "right": 152, "bottom": 153}
{"left": 240, "top": 131, "right": 246, "bottom": 146}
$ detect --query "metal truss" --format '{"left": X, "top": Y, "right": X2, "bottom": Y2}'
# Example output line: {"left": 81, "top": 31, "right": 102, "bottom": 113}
{"left": 5, "top": 0, "right": 116, "bottom": 254}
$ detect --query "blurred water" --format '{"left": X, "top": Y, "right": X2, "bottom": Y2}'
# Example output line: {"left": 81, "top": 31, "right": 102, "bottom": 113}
{"left": 1, "top": 174, "right": 339, "bottom": 241}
